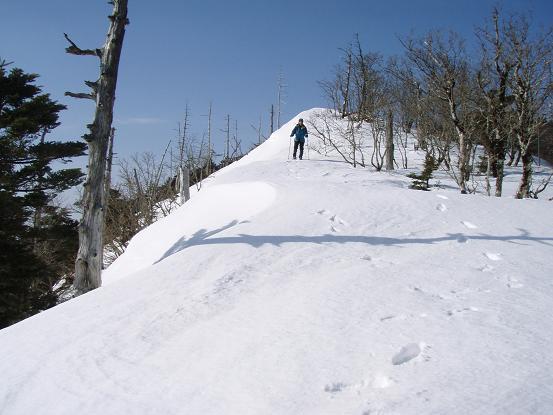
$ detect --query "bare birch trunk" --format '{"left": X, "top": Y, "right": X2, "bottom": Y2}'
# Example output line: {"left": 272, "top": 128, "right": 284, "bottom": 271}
{"left": 72, "top": 0, "right": 128, "bottom": 294}
{"left": 516, "top": 147, "right": 533, "bottom": 199}
{"left": 446, "top": 92, "right": 468, "bottom": 194}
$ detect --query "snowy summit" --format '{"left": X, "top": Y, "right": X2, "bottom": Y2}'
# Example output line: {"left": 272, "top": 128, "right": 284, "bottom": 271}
{"left": 1, "top": 109, "right": 553, "bottom": 414}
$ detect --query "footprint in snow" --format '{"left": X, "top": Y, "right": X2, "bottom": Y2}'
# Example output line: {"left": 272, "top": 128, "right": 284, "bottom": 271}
{"left": 507, "top": 277, "right": 524, "bottom": 289}
{"left": 437, "top": 194, "right": 449, "bottom": 200}
{"left": 479, "top": 264, "right": 495, "bottom": 272}
{"left": 484, "top": 252, "right": 502, "bottom": 261}
{"left": 380, "top": 315, "right": 396, "bottom": 321}
{"left": 360, "top": 255, "right": 390, "bottom": 269}
{"left": 436, "top": 203, "right": 447, "bottom": 212}
{"left": 380, "top": 314, "right": 408, "bottom": 322}
{"left": 329, "top": 214, "right": 349, "bottom": 227}
{"left": 324, "top": 382, "right": 348, "bottom": 393}
{"left": 392, "top": 343, "right": 423, "bottom": 365}
{"left": 324, "top": 375, "right": 394, "bottom": 396}
{"left": 446, "top": 307, "right": 479, "bottom": 316}
{"left": 461, "top": 221, "right": 478, "bottom": 229}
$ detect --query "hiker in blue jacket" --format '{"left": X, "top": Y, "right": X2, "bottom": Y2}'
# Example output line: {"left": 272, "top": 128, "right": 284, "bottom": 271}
{"left": 290, "top": 118, "right": 308, "bottom": 160}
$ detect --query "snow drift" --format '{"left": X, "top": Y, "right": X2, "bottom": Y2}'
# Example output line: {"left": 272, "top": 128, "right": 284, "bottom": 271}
{"left": 1, "top": 109, "right": 553, "bottom": 415}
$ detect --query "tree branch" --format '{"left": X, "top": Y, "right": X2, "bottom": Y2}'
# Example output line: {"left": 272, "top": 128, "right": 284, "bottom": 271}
{"left": 65, "top": 91, "right": 96, "bottom": 100}
{"left": 84, "top": 80, "right": 99, "bottom": 95}
{"left": 63, "top": 33, "right": 102, "bottom": 57}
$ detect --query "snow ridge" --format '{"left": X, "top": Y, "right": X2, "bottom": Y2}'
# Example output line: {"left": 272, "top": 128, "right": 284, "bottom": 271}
{"left": 1, "top": 109, "right": 553, "bottom": 415}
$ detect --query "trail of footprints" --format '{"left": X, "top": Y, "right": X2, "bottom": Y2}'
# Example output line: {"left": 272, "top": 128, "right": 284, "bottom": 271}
{"left": 315, "top": 209, "right": 350, "bottom": 233}
{"left": 435, "top": 196, "right": 512, "bottom": 273}
{"left": 322, "top": 193, "right": 525, "bottom": 409}
{"left": 323, "top": 342, "right": 431, "bottom": 401}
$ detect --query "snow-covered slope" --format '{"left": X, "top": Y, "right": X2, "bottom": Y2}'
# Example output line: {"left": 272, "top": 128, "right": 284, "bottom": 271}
{"left": 1, "top": 109, "right": 553, "bottom": 415}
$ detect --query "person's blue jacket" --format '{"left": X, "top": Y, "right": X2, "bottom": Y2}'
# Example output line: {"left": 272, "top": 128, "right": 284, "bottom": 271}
{"left": 290, "top": 124, "right": 308, "bottom": 142}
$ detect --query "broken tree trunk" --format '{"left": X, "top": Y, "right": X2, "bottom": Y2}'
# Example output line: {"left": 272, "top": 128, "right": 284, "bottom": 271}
{"left": 71, "top": 0, "right": 129, "bottom": 294}
{"left": 177, "top": 166, "right": 190, "bottom": 204}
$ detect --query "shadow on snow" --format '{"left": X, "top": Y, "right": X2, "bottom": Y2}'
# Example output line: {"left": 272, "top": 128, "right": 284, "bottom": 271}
{"left": 155, "top": 221, "right": 553, "bottom": 264}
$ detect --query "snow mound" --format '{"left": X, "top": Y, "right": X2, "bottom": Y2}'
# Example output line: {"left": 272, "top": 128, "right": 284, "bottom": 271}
{"left": 104, "top": 181, "right": 276, "bottom": 283}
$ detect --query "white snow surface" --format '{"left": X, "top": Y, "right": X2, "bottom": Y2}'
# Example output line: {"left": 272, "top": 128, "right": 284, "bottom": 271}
{"left": 2, "top": 109, "right": 553, "bottom": 414}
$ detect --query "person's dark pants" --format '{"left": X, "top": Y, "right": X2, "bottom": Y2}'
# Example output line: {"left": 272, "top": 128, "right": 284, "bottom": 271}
{"left": 293, "top": 140, "right": 304, "bottom": 159}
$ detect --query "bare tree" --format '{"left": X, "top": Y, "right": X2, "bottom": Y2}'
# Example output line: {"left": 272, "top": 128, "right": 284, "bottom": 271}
{"left": 224, "top": 114, "right": 230, "bottom": 159}
{"left": 387, "top": 57, "right": 425, "bottom": 168}
{"left": 232, "top": 119, "right": 242, "bottom": 158}
{"left": 505, "top": 17, "right": 553, "bottom": 198}
{"left": 251, "top": 115, "right": 266, "bottom": 146}
{"left": 402, "top": 31, "right": 474, "bottom": 193}
{"left": 319, "top": 43, "right": 355, "bottom": 118}
{"left": 307, "top": 109, "right": 367, "bottom": 167}
{"left": 269, "top": 104, "right": 274, "bottom": 135}
{"left": 104, "top": 150, "right": 177, "bottom": 266}
{"left": 317, "top": 39, "right": 398, "bottom": 170}
{"left": 276, "top": 69, "right": 287, "bottom": 129}
{"left": 175, "top": 105, "right": 191, "bottom": 204}
{"left": 529, "top": 173, "right": 553, "bottom": 199}
{"left": 65, "top": 0, "right": 129, "bottom": 294}
{"left": 206, "top": 102, "right": 213, "bottom": 176}
{"left": 191, "top": 135, "right": 208, "bottom": 190}
{"left": 475, "top": 8, "right": 515, "bottom": 197}
{"left": 385, "top": 109, "right": 395, "bottom": 170}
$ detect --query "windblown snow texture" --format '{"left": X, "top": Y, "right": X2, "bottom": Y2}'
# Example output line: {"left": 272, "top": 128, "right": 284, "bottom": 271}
{"left": 1, "top": 109, "right": 553, "bottom": 415}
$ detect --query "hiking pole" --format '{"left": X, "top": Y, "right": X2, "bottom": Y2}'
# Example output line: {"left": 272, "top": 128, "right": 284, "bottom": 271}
{"left": 288, "top": 136, "right": 292, "bottom": 160}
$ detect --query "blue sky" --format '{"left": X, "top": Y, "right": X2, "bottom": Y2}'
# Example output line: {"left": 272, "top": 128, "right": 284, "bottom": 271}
{"left": 1, "top": 0, "right": 552, "bottom": 175}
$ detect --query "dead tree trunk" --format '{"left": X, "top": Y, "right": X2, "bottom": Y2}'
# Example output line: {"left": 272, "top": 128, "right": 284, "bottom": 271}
{"left": 277, "top": 70, "right": 286, "bottom": 129}
{"left": 208, "top": 102, "right": 213, "bottom": 176}
{"left": 66, "top": 0, "right": 129, "bottom": 294}
{"left": 270, "top": 104, "right": 274, "bottom": 135}
{"left": 177, "top": 166, "right": 190, "bottom": 204}
{"left": 104, "top": 127, "right": 115, "bottom": 205}
{"left": 258, "top": 116, "right": 262, "bottom": 144}
{"left": 178, "top": 105, "right": 190, "bottom": 204}
{"left": 226, "top": 114, "right": 230, "bottom": 159}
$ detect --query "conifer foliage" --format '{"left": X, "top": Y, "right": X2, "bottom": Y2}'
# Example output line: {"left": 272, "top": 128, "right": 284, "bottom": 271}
{"left": 407, "top": 154, "right": 439, "bottom": 191}
{"left": 0, "top": 61, "right": 86, "bottom": 328}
